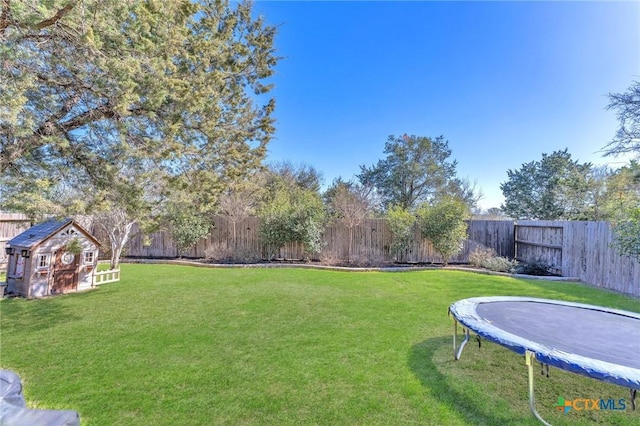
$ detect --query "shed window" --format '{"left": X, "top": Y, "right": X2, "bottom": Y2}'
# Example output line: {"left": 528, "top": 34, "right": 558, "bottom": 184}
{"left": 37, "top": 254, "right": 50, "bottom": 269}
{"left": 84, "top": 251, "right": 95, "bottom": 264}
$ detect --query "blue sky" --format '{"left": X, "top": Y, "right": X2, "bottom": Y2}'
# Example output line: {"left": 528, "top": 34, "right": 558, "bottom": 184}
{"left": 252, "top": 1, "right": 640, "bottom": 210}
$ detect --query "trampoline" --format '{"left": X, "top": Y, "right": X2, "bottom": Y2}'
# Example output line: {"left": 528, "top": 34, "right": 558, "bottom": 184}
{"left": 448, "top": 296, "right": 640, "bottom": 425}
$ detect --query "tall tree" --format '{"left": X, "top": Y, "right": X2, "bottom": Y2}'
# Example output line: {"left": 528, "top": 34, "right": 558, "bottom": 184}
{"left": 602, "top": 161, "right": 640, "bottom": 219}
{"left": 265, "top": 161, "right": 323, "bottom": 193}
{"left": 500, "top": 149, "right": 593, "bottom": 220}
{"left": 1, "top": 0, "right": 278, "bottom": 263}
{"left": 1, "top": 0, "right": 278, "bottom": 209}
{"left": 358, "top": 134, "right": 459, "bottom": 211}
{"left": 604, "top": 80, "right": 640, "bottom": 159}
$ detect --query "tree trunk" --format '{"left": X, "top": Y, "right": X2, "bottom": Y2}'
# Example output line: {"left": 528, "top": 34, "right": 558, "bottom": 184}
{"left": 101, "top": 219, "right": 134, "bottom": 270}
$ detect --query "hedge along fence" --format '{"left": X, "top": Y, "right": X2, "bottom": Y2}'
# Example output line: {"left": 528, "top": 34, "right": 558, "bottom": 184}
{"left": 114, "top": 217, "right": 515, "bottom": 265}
{"left": 110, "top": 217, "right": 639, "bottom": 297}
{"left": 2, "top": 214, "right": 636, "bottom": 296}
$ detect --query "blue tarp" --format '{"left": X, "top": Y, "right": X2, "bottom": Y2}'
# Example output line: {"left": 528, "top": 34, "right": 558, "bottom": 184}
{"left": 0, "top": 370, "right": 80, "bottom": 426}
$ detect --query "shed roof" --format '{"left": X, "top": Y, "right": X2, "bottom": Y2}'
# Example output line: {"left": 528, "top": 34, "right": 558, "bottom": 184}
{"left": 7, "top": 218, "right": 99, "bottom": 249}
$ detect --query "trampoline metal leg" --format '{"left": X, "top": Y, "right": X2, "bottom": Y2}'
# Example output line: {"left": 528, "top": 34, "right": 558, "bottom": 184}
{"left": 526, "top": 351, "right": 552, "bottom": 426}
{"left": 453, "top": 320, "right": 470, "bottom": 360}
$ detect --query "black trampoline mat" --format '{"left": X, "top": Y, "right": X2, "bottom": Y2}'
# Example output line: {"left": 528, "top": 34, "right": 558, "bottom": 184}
{"left": 476, "top": 301, "right": 640, "bottom": 370}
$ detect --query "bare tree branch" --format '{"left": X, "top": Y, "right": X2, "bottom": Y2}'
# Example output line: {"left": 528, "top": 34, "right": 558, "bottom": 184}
{"left": 35, "top": 1, "right": 77, "bottom": 30}
{"left": 1, "top": 0, "right": 77, "bottom": 35}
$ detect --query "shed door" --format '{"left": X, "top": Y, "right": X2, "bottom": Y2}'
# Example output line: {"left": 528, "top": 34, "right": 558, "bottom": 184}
{"left": 52, "top": 251, "right": 79, "bottom": 294}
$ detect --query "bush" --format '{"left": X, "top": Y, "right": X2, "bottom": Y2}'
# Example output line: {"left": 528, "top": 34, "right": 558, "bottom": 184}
{"left": 386, "top": 205, "right": 415, "bottom": 261}
{"left": 468, "top": 247, "right": 494, "bottom": 268}
{"left": 258, "top": 187, "right": 325, "bottom": 260}
{"left": 483, "top": 256, "right": 519, "bottom": 273}
{"left": 166, "top": 207, "right": 211, "bottom": 257}
{"left": 516, "top": 258, "right": 555, "bottom": 276}
{"left": 612, "top": 208, "right": 640, "bottom": 261}
{"left": 469, "top": 247, "right": 518, "bottom": 273}
{"left": 417, "top": 197, "right": 470, "bottom": 265}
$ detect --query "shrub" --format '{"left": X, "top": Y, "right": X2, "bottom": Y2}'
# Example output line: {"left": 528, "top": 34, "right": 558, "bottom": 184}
{"left": 468, "top": 247, "right": 495, "bottom": 268}
{"left": 258, "top": 187, "right": 325, "bottom": 260}
{"left": 483, "top": 256, "right": 519, "bottom": 273}
{"left": 516, "top": 258, "right": 555, "bottom": 276}
{"left": 386, "top": 205, "right": 415, "bottom": 261}
{"left": 205, "top": 243, "right": 260, "bottom": 264}
{"left": 168, "top": 209, "right": 211, "bottom": 257}
{"left": 417, "top": 197, "right": 470, "bottom": 265}
{"left": 612, "top": 208, "right": 640, "bottom": 261}
{"left": 469, "top": 247, "right": 518, "bottom": 273}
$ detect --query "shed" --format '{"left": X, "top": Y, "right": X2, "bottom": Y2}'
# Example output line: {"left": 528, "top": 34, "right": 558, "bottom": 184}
{"left": 5, "top": 219, "right": 101, "bottom": 298}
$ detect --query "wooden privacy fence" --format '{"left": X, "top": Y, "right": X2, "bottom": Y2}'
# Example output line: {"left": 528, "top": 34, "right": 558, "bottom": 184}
{"left": 121, "top": 217, "right": 637, "bottom": 297}
{"left": 3, "top": 215, "right": 637, "bottom": 297}
{"left": 515, "top": 220, "right": 639, "bottom": 297}
{"left": 121, "top": 217, "right": 515, "bottom": 264}
{"left": 515, "top": 221, "right": 564, "bottom": 273}
{"left": 0, "top": 213, "right": 31, "bottom": 266}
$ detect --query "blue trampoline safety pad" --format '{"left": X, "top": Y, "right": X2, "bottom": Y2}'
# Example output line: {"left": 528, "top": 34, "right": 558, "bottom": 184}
{"left": 449, "top": 296, "right": 640, "bottom": 390}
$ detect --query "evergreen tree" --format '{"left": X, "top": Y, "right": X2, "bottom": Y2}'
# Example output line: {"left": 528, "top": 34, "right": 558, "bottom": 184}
{"left": 358, "top": 134, "right": 460, "bottom": 211}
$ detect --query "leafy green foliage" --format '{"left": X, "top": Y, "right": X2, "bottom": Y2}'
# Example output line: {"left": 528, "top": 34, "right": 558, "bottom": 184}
{"left": 417, "top": 197, "right": 470, "bottom": 265}
{"left": 358, "top": 134, "right": 460, "bottom": 211}
{"left": 500, "top": 149, "right": 593, "bottom": 220}
{"left": 0, "top": 0, "right": 277, "bottom": 223}
{"left": 258, "top": 167, "right": 326, "bottom": 260}
{"left": 602, "top": 161, "right": 640, "bottom": 220}
{"left": 515, "top": 258, "right": 555, "bottom": 276}
{"left": 385, "top": 205, "right": 415, "bottom": 261}
{"left": 603, "top": 79, "right": 640, "bottom": 258}
{"left": 65, "top": 237, "right": 83, "bottom": 255}
{"left": 1, "top": 0, "right": 277, "bottom": 177}
{"left": 0, "top": 0, "right": 278, "bottom": 267}
{"left": 166, "top": 207, "right": 211, "bottom": 257}
{"left": 612, "top": 208, "right": 640, "bottom": 260}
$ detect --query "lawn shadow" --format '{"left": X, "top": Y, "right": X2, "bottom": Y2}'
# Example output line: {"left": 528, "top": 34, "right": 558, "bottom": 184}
{"left": 408, "top": 336, "right": 536, "bottom": 426}
{"left": 1, "top": 295, "right": 83, "bottom": 333}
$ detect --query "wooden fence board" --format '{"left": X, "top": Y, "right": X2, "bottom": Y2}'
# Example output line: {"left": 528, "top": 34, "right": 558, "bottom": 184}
{"left": 516, "top": 220, "right": 639, "bottom": 297}
{"left": 514, "top": 221, "right": 564, "bottom": 272}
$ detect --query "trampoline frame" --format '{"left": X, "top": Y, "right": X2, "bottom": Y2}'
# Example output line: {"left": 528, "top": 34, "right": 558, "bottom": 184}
{"left": 448, "top": 296, "right": 640, "bottom": 425}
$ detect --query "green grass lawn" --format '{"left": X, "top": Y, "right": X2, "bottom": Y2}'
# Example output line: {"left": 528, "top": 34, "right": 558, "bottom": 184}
{"left": 1, "top": 265, "right": 639, "bottom": 425}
